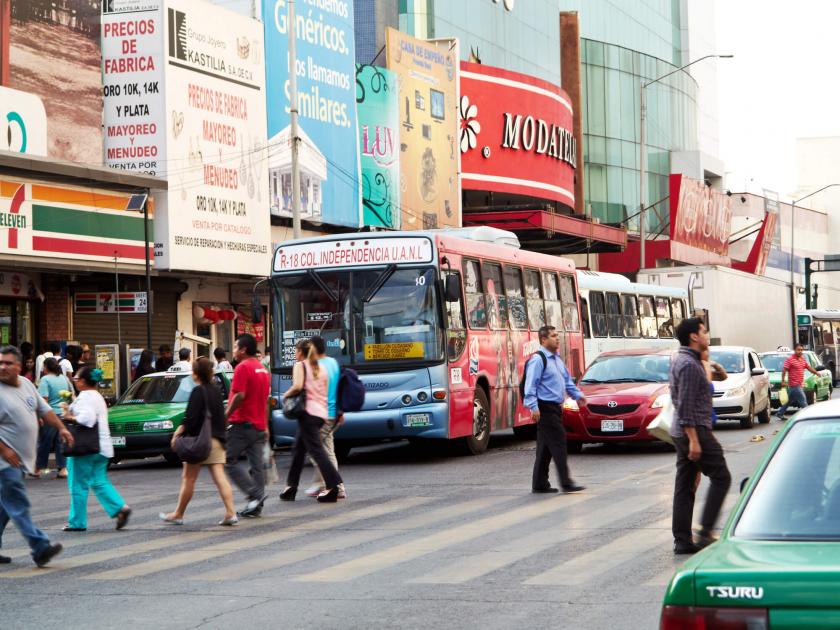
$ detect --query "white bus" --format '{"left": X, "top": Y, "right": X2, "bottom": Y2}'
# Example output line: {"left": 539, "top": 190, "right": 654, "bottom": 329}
{"left": 577, "top": 270, "right": 689, "bottom": 366}
{"left": 797, "top": 309, "right": 840, "bottom": 382}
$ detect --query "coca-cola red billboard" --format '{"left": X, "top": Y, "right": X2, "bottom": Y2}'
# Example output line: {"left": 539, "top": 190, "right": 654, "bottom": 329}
{"left": 459, "top": 62, "right": 576, "bottom": 206}
{"left": 669, "top": 174, "right": 732, "bottom": 256}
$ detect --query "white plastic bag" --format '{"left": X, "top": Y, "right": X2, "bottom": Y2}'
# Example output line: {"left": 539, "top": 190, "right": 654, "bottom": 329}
{"left": 646, "top": 398, "right": 674, "bottom": 445}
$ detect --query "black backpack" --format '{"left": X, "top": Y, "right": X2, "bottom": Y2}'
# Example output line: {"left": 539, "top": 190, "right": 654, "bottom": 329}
{"left": 337, "top": 367, "right": 365, "bottom": 412}
{"left": 518, "top": 352, "right": 548, "bottom": 398}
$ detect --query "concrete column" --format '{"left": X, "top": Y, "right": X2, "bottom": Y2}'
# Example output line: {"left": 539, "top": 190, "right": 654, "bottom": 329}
{"left": 560, "top": 12, "right": 584, "bottom": 216}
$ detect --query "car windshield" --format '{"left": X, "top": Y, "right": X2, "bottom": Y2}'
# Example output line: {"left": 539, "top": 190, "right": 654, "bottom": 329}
{"left": 710, "top": 350, "right": 744, "bottom": 374}
{"left": 759, "top": 354, "right": 786, "bottom": 372}
{"left": 117, "top": 374, "right": 196, "bottom": 404}
{"left": 272, "top": 267, "right": 444, "bottom": 369}
{"left": 735, "top": 419, "right": 840, "bottom": 540}
{"left": 580, "top": 354, "right": 671, "bottom": 383}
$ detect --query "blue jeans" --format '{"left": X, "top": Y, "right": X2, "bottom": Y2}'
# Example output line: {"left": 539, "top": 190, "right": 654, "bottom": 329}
{"left": 67, "top": 454, "right": 125, "bottom": 529}
{"left": 0, "top": 466, "right": 51, "bottom": 558}
{"left": 777, "top": 385, "right": 808, "bottom": 416}
{"left": 36, "top": 425, "right": 66, "bottom": 470}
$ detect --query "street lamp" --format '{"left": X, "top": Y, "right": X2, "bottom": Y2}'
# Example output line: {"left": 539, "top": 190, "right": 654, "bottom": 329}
{"left": 639, "top": 54, "right": 733, "bottom": 270}
{"left": 789, "top": 183, "right": 840, "bottom": 343}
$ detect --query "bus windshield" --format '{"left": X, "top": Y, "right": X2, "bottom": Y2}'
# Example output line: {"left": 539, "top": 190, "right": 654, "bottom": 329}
{"left": 273, "top": 266, "right": 443, "bottom": 369}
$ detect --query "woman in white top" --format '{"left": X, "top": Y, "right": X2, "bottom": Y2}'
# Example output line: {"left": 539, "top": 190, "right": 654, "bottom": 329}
{"left": 62, "top": 366, "right": 131, "bottom": 531}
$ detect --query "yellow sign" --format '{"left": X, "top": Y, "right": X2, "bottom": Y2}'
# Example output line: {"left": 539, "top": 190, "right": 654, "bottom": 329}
{"left": 364, "top": 342, "right": 424, "bottom": 361}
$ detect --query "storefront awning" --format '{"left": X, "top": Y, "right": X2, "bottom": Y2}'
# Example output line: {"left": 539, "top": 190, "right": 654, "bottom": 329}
{"left": 463, "top": 209, "right": 627, "bottom": 254}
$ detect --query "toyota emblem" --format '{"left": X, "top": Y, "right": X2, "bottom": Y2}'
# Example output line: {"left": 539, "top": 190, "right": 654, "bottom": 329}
{"left": 607, "top": 401, "right": 618, "bottom": 408}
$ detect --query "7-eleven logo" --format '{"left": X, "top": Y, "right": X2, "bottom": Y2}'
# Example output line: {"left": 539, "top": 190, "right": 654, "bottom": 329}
{"left": 2, "top": 184, "right": 26, "bottom": 249}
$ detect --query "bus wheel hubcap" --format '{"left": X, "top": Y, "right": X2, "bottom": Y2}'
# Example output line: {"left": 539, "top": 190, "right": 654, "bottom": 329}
{"left": 473, "top": 400, "right": 488, "bottom": 439}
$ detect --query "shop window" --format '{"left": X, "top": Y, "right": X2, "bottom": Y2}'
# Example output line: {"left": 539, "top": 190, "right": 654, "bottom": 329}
{"left": 463, "top": 260, "right": 487, "bottom": 329}
{"left": 503, "top": 266, "right": 528, "bottom": 330}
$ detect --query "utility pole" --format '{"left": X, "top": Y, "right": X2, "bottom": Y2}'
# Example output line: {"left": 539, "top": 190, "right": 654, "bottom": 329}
{"left": 289, "top": 0, "right": 302, "bottom": 239}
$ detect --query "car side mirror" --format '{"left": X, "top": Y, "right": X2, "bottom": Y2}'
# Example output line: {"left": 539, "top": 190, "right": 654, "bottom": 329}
{"left": 751, "top": 368, "right": 765, "bottom": 376}
{"left": 740, "top": 476, "right": 750, "bottom": 493}
{"left": 444, "top": 274, "right": 462, "bottom": 302}
{"left": 251, "top": 291, "right": 262, "bottom": 324}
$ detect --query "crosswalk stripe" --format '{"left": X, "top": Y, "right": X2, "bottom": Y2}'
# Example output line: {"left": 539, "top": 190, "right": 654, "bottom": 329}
{"left": 33, "top": 490, "right": 167, "bottom": 523}
{"left": 293, "top": 493, "right": 594, "bottom": 583}
{"left": 524, "top": 517, "right": 672, "bottom": 585}
{"left": 192, "top": 495, "right": 510, "bottom": 581}
{"left": 408, "top": 494, "right": 666, "bottom": 584}
{"left": 86, "top": 496, "right": 434, "bottom": 580}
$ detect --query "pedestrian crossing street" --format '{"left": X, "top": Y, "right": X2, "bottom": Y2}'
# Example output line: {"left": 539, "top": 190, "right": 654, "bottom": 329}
{"left": 0, "top": 468, "right": 735, "bottom": 589}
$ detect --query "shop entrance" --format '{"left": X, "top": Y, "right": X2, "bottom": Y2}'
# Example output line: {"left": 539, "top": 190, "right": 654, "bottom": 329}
{"left": 0, "top": 299, "right": 36, "bottom": 347}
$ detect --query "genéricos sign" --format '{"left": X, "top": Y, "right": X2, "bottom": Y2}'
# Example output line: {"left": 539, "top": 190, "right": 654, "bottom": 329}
{"left": 459, "top": 62, "right": 575, "bottom": 207}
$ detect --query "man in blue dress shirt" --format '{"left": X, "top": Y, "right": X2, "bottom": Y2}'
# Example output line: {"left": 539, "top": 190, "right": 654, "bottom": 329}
{"left": 523, "top": 325, "right": 587, "bottom": 494}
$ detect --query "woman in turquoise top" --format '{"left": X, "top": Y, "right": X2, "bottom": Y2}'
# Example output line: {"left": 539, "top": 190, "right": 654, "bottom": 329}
{"left": 36, "top": 358, "right": 71, "bottom": 478}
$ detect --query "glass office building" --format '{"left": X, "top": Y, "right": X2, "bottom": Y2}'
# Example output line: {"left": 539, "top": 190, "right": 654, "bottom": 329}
{"left": 392, "top": 0, "right": 702, "bottom": 234}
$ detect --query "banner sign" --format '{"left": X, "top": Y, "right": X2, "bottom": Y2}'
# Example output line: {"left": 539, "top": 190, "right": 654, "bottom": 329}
{"left": 75, "top": 292, "right": 148, "bottom": 313}
{"left": 0, "top": 178, "right": 152, "bottom": 264}
{"left": 157, "top": 0, "right": 269, "bottom": 274}
{"left": 101, "top": 0, "right": 167, "bottom": 176}
{"left": 669, "top": 174, "right": 732, "bottom": 257}
{"left": 273, "top": 236, "right": 433, "bottom": 272}
{"left": 459, "top": 62, "right": 575, "bottom": 206}
{"left": 356, "top": 65, "right": 401, "bottom": 229}
{"left": 263, "top": 0, "right": 361, "bottom": 228}
{"left": 385, "top": 29, "right": 460, "bottom": 230}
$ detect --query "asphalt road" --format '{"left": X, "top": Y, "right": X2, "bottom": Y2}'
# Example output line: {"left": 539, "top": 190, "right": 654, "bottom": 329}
{"left": 0, "top": 408, "right": 799, "bottom": 629}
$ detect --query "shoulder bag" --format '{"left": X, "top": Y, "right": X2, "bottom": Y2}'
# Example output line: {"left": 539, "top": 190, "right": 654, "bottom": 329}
{"left": 63, "top": 396, "right": 101, "bottom": 457}
{"left": 282, "top": 361, "right": 307, "bottom": 420}
{"left": 173, "top": 387, "right": 213, "bottom": 464}
{"left": 646, "top": 396, "right": 674, "bottom": 445}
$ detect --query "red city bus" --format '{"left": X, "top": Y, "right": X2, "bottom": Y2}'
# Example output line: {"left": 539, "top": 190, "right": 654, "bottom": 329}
{"left": 270, "top": 227, "right": 585, "bottom": 456}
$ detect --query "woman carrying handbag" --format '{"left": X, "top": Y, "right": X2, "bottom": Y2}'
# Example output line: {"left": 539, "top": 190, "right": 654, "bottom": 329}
{"left": 62, "top": 366, "right": 131, "bottom": 532}
{"left": 159, "top": 358, "right": 237, "bottom": 526}
{"left": 279, "top": 337, "right": 343, "bottom": 504}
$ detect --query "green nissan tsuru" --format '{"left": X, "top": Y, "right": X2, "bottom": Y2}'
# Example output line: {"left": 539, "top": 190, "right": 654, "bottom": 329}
{"left": 759, "top": 350, "right": 833, "bottom": 409}
{"left": 107, "top": 368, "right": 232, "bottom": 463}
{"left": 661, "top": 399, "right": 840, "bottom": 629}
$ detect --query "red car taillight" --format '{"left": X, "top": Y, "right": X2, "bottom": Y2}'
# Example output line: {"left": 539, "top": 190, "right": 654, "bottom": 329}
{"left": 660, "top": 606, "right": 768, "bottom": 630}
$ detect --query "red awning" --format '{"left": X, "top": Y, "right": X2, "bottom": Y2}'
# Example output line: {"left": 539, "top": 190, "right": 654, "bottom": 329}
{"left": 463, "top": 209, "right": 627, "bottom": 254}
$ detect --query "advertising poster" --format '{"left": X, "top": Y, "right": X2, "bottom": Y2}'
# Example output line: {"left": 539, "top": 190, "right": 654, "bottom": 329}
{"left": 7, "top": 0, "right": 103, "bottom": 163}
{"left": 355, "top": 64, "right": 400, "bottom": 229}
{"left": 0, "top": 87, "right": 47, "bottom": 156}
{"left": 263, "top": 0, "right": 361, "bottom": 228}
{"left": 459, "top": 62, "right": 576, "bottom": 207}
{"left": 154, "top": 0, "right": 269, "bottom": 274}
{"left": 669, "top": 174, "right": 732, "bottom": 258}
{"left": 385, "top": 28, "right": 460, "bottom": 230}
{"left": 101, "top": 0, "right": 167, "bottom": 176}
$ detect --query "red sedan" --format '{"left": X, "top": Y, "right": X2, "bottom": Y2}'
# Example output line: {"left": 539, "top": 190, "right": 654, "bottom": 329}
{"left": 563, "top": 348, "right": 672, "bottom": 452}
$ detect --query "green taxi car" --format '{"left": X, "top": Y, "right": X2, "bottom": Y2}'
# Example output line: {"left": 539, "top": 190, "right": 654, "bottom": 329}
{"left": 108, "top": 368, "right": 232, "bottom": 463}
{"left": 759, "top": 351, "right": 832, "bottom": 408}
{"left": 661, "top": 400, "right": 840, "bottom": 629}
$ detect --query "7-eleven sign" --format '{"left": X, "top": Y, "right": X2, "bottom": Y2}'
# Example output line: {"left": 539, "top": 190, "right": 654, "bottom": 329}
{"left": 75, "top": 293, "right": 148, "bottom": 314}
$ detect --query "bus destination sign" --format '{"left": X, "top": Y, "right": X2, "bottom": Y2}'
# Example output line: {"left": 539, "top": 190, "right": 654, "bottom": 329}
{"left": 273, "top": 237, "right": 434, "bottom": 272}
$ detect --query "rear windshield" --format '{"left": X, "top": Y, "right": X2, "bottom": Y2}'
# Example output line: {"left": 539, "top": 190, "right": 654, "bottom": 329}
{"left": 758, "top": 354, "right": 785, "bottom": 372}
{"left": 118, "top": 374, "right": 196, "bottom": 404}
{"left": 735, "top": 419, "right": 840, "bottom": 540}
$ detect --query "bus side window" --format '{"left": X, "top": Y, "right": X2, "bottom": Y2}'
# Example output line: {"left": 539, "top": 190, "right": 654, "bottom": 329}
{"left": 524, "top": 269, "right": 545, "bottom": 330}
{"left": 639, "top": 296, "right": 657, "bottom": 338}
{"left": 589, "top": 291, "right": 608, "bottom": 337}
{"left": 655, "top": 296, "right": 673, "bottom": 338}
{"left": 821, "top": 321, "right": 835, "bottom": 345}
{"left": 463, "top": 260, "right": 487, "bottom": 329}
{"left": 559, "top": 274, "right": 580, "bottom": 332}
{"left": 443, "top": 271, "right": 467, "bottom": 361}
{"left": 621, "top": 294, "right": 640, "bottom": 337}
{"left": 605, "top": 292, "right": 623, "bottom": 337}
{"left": 580, "top": 297, "right": 591, "bottom": 339}
{"left": 542, "top": 271, "right": 564, "bottom": 331}
{"left": 670, "top": 298, "right": 686, "bottom": 333}
{"left": 503, "top": 266, "right": 528, "bottom": 330}
{"left": 813, "top": 325, "right": 823, "bottom": 347}
{"left": 483, "top": 262, "right": 507, "bottom": 330}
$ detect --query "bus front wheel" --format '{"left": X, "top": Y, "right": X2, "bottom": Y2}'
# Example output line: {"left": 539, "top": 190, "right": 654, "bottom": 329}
{"left": 464, "top": 388, "right": 491, "bottom": 455}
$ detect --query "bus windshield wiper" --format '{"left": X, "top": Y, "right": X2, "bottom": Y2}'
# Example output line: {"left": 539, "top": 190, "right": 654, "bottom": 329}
{"left": 361, "top": 264, "right": 397, "bottom": 303}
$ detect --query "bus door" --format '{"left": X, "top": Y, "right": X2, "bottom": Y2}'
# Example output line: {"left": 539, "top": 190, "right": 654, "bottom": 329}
{"left": 442, "top": 261, "right": 472, "bottom": 440}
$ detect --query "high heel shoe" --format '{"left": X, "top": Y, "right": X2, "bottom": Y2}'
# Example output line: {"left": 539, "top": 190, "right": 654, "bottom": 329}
{"left": 279, "top": 486, "right": 297, "bottom": 501}
{"left": 317, "top": 487, "right": 339, "bottom": 503}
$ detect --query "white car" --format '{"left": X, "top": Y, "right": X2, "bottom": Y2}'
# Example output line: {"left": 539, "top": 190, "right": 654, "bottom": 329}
{"left": 709, "top": 346, "right": 771, "bottom": 429}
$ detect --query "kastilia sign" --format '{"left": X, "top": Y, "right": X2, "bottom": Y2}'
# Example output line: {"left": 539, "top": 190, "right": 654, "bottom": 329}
{"left": 459, "top": 62, "right": 575, "bottom": 207}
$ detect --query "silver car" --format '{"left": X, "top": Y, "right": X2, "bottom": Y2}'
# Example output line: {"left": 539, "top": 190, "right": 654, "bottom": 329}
{"left": 709, "top": 346, "right": 771, "bottom": 429}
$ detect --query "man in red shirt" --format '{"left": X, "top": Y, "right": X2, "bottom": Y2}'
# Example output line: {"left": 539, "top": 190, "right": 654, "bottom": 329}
{"left": 776, "top": 343, "right": 820, "bottom": 419}
{"left": 224, "top": 334, "right": 271, "bottom": 518}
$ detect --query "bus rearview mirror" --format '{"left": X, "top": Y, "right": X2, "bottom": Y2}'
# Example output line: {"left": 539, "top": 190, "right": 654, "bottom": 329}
{"left": 445, "top": 274, "right": 462, "bottom": 302}
{"left": 251, "top": 292, "right": 262, "bottom": 324}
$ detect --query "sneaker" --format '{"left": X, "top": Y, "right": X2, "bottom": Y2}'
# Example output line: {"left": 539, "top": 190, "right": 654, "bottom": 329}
{"left": 305, "top": 484, "right": 324, "bottom": 497}
{"left": 237, "top": 496, "right": 265, "bottom": 518}
{"left": 33, "top": 543, "right": 63, "bottom": 567}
